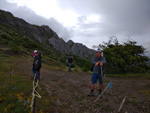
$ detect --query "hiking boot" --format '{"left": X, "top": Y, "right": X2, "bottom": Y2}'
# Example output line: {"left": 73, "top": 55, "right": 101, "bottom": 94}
{"left": 88, "top": 90, "right": 94, "bottom": 96}
{"left": 99, "top": 90, "right": 103, "bottom": 98}
{"left": 99, "top": 90, "right": 104, "bottom": 99}
{"left": 99, "top": 90, "right": 102, "bottom": 95}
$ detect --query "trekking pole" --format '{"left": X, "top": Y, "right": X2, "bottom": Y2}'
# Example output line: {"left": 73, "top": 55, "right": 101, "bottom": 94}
{"left": 100, "top": 66, "right": 103, "bottom": 78}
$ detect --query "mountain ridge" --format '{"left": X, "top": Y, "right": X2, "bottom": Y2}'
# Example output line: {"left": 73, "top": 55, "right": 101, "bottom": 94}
{"left": 0, "top": 9, "right": 95, "bottom": 58}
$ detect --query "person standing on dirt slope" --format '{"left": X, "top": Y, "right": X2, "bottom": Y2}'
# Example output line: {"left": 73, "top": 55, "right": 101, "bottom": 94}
{"left": 32, "top": 50, "right": 42, "bottom": 80}
{"left": 88, "top": 49, "right": 106, "bottom": 96}
{"left": 67, "top": 56, "right": 73, "bottom": 72}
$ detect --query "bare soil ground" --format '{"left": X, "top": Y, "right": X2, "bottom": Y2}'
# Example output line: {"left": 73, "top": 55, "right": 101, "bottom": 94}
{"left": 13, "top": 58, "right": 150, "bottom": 113}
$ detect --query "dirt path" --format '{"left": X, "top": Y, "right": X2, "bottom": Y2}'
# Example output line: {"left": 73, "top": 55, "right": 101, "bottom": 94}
{"left": 13, "top": 58, "right": 150, "bottom": 113}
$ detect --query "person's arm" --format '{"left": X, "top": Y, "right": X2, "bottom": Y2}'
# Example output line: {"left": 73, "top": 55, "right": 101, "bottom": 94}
{"left": 99, "top": 61, "right": 103, "bottom": 66}
{"left": 92, "top": 57, "right": 100, "bottom": 67}
{"left": 92, "top": 57, "right": 96, "bottom": 64}
{"left": 99, "top": 57, "right": 106, "bottom": 66}
{"left": 101, "top": 57, "right": 106, "bottom": 64}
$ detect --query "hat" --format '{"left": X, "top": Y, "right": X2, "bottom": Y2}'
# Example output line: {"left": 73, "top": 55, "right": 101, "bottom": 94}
{"left": 34, "top": 50, "right": 38, "bottom": 53}
{"left": 96, "top": 49, "right": 102, "bottom": 53}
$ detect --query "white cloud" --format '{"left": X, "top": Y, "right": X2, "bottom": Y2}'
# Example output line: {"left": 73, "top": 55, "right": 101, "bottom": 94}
{"left": 85, "top": 15, "right": 101, "bottom": 24}
{"left": 7, "top": 0, "right": 79, "bottom": 27}
{"left": 7, "top": 0, "right": 59, "bottom": 18}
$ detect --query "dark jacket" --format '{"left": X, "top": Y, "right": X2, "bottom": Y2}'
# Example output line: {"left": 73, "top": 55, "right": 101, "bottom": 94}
{"left": 33, "top": 53, "right": 42, "bottom": 71}
{"left": 68, "top": 57, "right": 73, "bottom": 63}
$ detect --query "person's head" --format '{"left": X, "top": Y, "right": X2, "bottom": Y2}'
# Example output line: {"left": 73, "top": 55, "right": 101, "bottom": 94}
{"left": 95, "top": 49, "right": 102, "bottom": 58}
{"left": 34, "top": 50, "right": 38, "bottom": 55}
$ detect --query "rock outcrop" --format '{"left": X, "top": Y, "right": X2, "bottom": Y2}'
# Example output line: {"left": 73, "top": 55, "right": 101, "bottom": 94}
{"left": 67, "top": 40, "right": 95, "bottom": 58}
{"left": 48, "top": 36, "right": 71, "bottom": 54}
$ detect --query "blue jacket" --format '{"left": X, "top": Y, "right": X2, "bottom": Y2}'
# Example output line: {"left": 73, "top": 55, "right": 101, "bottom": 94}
{"left": 92, "top": 56, "right": 106, "bottom": 74}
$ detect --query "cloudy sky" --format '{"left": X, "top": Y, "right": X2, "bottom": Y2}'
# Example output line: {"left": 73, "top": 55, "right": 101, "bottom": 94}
{"left": 0, "top": 0, "right": 150, "bottom": 56}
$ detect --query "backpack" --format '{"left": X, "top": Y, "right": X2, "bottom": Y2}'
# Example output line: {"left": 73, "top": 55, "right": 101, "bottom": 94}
{"left": 68, "top": 57, "right": 73, "bottom": 63}
{"left": 33, "top": 53, "right": 41, "bottom": 71}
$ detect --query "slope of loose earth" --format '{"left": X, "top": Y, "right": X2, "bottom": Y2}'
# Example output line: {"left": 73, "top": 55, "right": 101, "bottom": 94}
{"left": 12, "top": 58, "right": 150, "bottom": 113}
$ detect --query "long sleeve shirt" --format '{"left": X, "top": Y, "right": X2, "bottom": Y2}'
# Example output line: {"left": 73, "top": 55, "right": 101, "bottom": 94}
{"left": 92, "top": 56, "right": 106, "bottom": 74}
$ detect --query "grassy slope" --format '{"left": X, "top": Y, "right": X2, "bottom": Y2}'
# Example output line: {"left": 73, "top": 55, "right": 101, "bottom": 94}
{"left": 0, "top": 21, "right": 92, "bottom": 73}
{"left": 0, "top": 52, "right": 91, "bottom": 113}
{"left": 0, "top": 10, "right": 92, "bottom": 73}
{"left": 0, "top": 54, "right": 58, "bottom": 113}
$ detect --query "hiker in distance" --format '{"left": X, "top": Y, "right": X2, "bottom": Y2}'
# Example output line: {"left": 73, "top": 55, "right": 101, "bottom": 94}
{"left": 88, "top": 49, "right": 106, "bottom": 96}
{"left": 31, "top": 50, "right": 42, "bottom": 80}
{"left": 67, "top": 55, "right": 73, "bottom": 72}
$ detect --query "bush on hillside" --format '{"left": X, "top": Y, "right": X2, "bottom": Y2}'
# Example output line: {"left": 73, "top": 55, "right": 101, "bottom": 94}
{"left": 11, "top": 45, "right": 20, "bottom": 54}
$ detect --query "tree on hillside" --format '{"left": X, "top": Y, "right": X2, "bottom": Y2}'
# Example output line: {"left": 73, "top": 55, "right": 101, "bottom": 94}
{"left": 96, "top": 37, "right": 150, "bottom": 74}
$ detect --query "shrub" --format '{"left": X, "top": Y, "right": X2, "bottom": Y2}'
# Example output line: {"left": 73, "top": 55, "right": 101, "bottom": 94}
{"left": 11, "top": 45, "right": 20, "bottom": 54}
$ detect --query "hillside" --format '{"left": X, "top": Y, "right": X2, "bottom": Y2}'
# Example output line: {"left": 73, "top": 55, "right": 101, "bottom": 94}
{"left": 0, "top": 9, "right": 95, "bottom": 72}
{"left": 0, "top": 9, "right": 95, "bottom": 58}
{"left": 0, "top": 54, "right": 150, "bottom": 113}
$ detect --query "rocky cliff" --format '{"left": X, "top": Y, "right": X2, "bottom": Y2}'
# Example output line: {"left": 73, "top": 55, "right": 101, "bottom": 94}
{"left": 0, "top": 9, "right": 95, "bottom": 58}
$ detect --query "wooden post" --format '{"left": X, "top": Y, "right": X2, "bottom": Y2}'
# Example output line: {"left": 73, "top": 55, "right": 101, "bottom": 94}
{"left": 33, "top": 72, "right": 38, "bottom": 113}
{"left": 118, "top": 96, "right": 127, "bottom": 112}
{"left": 9, "top": 66, "right": 12, "bottom": 91}
{"left": 94, "top": 84, "right": 109, "bottom": 102}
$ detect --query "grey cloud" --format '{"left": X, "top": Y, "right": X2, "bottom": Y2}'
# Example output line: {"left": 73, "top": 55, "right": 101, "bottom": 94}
{"left": 0, "top": 0, "right": 16, "bottom": 11}
{"left": 0, "top": 0, "right": 72, "bottom": 41}
{"left": 58, "top": 0, "right": 150, "bottom": 54}
{"left": 59, "top": 0, "right": 150, "bottom": 35}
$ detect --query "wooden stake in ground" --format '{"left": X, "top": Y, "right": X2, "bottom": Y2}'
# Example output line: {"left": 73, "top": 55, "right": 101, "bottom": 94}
{"left": 118, "top": 96, "right": 127, "bottom": 112}
{"left": 94, "top": 81, "right": 113, "bottom": 103}
{"left": 33, "top": 72, "right": 38, "bottom": 113}
{"left": 30, "top": 72, "right": 41, "bottom": 113}
{"left": 94, "top": 83, "right": 109, "bottom": 103}
{"left": 9, "top": 66, "right": 13, "bottom": 91}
